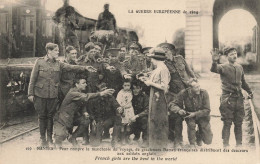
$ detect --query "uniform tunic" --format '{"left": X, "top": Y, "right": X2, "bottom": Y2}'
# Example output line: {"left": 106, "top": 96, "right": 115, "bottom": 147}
{"left": 148, "top": 62, "right": 170, "bottom": 149}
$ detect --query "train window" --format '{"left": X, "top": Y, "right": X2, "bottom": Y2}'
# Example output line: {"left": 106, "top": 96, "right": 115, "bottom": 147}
{"left": 0, "top": 13, "right": 8, "bottom": 34}
{"left": 30, "top": 20, "right": 33, "bottom": 34}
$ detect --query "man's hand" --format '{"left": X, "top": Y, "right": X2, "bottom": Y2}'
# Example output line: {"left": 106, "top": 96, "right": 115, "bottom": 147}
{"left": 130, "top": 115, "right": 139, "bottom": 122}
{"left": 184, "top": 112, "right": 196, "bottom": 119}
{"left": 178, "top": 109, "right": 186, "bottom": 116}
{"left": 144, "top": 80, "right": 152, "bottom": 86}
{"left": 210, "top": 48, "right": 220, "bottom": 62}
{"left": 84, "top": 112, "right": 90, "bottom": 119}
{"left": 28, "top": 96, "right": 34, "bottom": 103}
{"left": 248, "top": 93, "right": 253, "bottom": 99}
{"left": 85, "top": 66, "right": 97, "bottom": 72}
{"left": 123, "top": 74, "right": 132, "bottom": 79}
{"left": 100, "top": 89, "right": 115, "bottom": 96}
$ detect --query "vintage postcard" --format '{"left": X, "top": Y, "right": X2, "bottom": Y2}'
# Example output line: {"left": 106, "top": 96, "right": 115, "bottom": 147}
{"left": 0, "top": 0, "right": 259, "bottom": 164}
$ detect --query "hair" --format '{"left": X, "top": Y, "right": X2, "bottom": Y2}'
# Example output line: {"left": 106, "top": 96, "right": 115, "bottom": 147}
{"left": 66, "top": 46, "right": 76, "bottom": 54}
{"left": 45, "top": 42, "right": 58, "bottom": 52}
{"left": 73, "top": 78, "right": 82, "bottom": 87}
{"left": 123, "top": 78, "right": 131, "bottom": 85}
{"left": 131, "top": 80, "right": 142, "bottom": 89}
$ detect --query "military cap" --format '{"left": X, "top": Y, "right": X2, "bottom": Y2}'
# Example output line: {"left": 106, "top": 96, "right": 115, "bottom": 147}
{"left": 105, "top": 48, "right": 120, "bottom": 57}
{"left": 142, "top": 47, "right": 152, "bottom": 54}
{"left": 128, "top": 42, "right": 142, "bottom": 51}
{"left": 157, "top": 43, "right": 175, "bottom": 52}
{"left": 223, "top": 47, "right": 236, "bottom": 56}
{"left": 147, "top": 47, "right": 167, "bottom": 61}
{"left": 84, "top": 42, "right": 95, "bottom": 52}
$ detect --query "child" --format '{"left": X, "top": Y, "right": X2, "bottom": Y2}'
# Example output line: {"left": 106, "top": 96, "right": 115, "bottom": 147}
{"left": 116, "top": 78, "right": 135, "bottom": 145}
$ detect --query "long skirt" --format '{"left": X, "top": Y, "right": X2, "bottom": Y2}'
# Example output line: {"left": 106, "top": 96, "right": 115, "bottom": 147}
{"left": 148, "top": 87, "right": 169, "bottom": 149}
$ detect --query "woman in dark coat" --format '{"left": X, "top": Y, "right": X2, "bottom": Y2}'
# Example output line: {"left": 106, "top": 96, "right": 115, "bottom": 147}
{"left": 144, "top": 47, "right": 170, "bottom": 149}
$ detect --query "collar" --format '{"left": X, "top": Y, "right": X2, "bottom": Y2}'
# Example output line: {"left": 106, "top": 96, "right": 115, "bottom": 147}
{"left": 44, "top": 55, "right": 56, "bottom": 62}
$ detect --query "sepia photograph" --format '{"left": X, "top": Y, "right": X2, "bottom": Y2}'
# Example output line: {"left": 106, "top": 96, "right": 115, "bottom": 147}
{"left": 0, "top": 0, "right": 259, "bottom": 163}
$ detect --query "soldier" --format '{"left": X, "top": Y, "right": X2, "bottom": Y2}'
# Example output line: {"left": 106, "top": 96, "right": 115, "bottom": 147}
{"left": 54, "top": 79, "right": 115, "bottom": 146}
{"left": 210, "top": 47, "right": 253, "bottom": 147}
{"left": 118, "top": 44, "right": 127, "bottom": 62}
{"left": 28, "top": 43, "right": 96, "bottom": 146}
{"left": 169, "top": 80, "right": 213, "bottom": 147}
{"left": 142, "top": 47, "right": 152, "bottom": 71}
{"left": 59, "top": 46, "right": 79, "bottom": 101}
{"left": 157, "top": 42, "right": 196, "bottom": 148}
{"left": 87, "top": 83, "right": 122, "bottom": 147}
{"left": 80, "top": 43, "right": 105, "bottom": 92}
{"left": 129, "top": 80, "right": 149, "bottom": 147}
{"left": 125, "top": 42, "right": 147, "bottom": 74}
{"left": 96, "top": 3, "right": 117, "bottom": 32}
{"left": 104, "top": 48, "right": 125, "bottom": 96}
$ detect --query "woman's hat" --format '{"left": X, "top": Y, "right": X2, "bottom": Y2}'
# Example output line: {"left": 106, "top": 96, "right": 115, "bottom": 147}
{"left": 147, "top": 47, "right": 167, "bottom": 61}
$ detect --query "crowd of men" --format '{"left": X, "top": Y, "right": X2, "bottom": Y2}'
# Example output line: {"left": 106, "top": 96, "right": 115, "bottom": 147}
{"left": 28, "top": 39, "right": 253, "bottom": 149}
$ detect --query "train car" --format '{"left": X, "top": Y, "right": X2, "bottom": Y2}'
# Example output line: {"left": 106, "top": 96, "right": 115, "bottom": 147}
{"left": 0, "top": 0, "right": 139, "bottom": 124}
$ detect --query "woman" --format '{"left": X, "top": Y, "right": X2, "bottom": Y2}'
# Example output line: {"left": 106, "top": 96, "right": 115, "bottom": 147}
{"left": 144, "top": 47, "right": 170, "bottom": 149}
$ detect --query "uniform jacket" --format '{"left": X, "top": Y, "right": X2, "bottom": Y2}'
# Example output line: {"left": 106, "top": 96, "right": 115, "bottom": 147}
{"left": 132, "top": 92, "right": 149, "bottom": 118}
{"left": 210, "top": 62, "right": 252, "bottom": 94}
{"left": 169, "top": 88, "right": 210, "bottom": 119}
{"left": 28, "top": 56, "right": 87, "bottom": 98}
{"left": 60, "top": 59, "right": 78, "bottom": 97}
{"left": 165, "top": 55, "right": 195, "bottom": 94}
{"left": 57, "top": 87, "right": 100, "bottom": 128}
{"left": 87, "top": 95, "right": 120, "bottom": 122}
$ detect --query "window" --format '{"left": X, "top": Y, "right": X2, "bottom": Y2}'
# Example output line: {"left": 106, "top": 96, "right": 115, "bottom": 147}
{"left": 0, "top": 13, "right": 8, "bottom": 34}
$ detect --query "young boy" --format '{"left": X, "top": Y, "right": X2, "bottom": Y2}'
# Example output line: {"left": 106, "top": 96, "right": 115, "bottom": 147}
{"left": 87, "top": 82, "right": 122, "bottom": 147}
{"left": 130, "top": 80, "right": 149, "bottom": 147}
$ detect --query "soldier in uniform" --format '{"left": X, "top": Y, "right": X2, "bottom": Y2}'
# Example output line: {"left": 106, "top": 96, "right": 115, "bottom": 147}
{"left": 59, "top": 46, "right": 79, "bottom": 101}
{"left": 157, "top": 42, "right": 196, "bottom": 148}
{"left": 54, "top": 79, "right": 115, "bottom": 146}
{"left": 169, "top": 80, "right": 213, "bottom": 147}
{"left": 210, "top": 47, "right": 253, "bottom": 147}
{"left": 80, "top": 43, "right": 105, "bottom": 92}
{"left": 125, "top": 42, "right": 147, "bottom": 74}
{"left": 96, "top": 3, "right": 117, "bottom": 32}
{"left": 129, "top": 80, "right": 149, "bottom": 147}
{"left": 28, "top": 43, "right": 96, "bottom": 146}
{"left": 87, "top": 83, "right": 122, "bottom": 147}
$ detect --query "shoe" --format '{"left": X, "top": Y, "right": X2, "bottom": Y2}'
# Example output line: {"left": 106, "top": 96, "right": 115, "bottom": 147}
{"left": 174, "top": 143, "right": 182, "bottom": 149}
{"left": 82, "top": 140, "right": 90, "bottom": 145}
{"left": 196, "top": 139, "right": 202, "bottom": 146}
{"left": 68, "top": 136, "right": 78, "bottom": 146}
{"left": 40, "top": 139, "right": 48, "bottom": 147}
{"left": 189, "top": 144, "right": 197, "bottom": 149}
{"left": 111, "top": 141, "right": 121, "bottom": 148}
{"left": 140, "top": 141, "right": 148, "bottom": 148}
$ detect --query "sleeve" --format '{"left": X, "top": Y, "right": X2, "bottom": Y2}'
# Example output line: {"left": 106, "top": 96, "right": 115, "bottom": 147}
{"left": 137, "top": 95, "right": 149, "bottom": 118}
{"left": 96, "top": 13, "right": 102, "bottom": 30}
{"left": 60, "top": 61, "right": 86, "bottom": 73}
{"left": 241, "top": 69, "right": 252, "bottom": 94}
{"left": 210, "top": 62, "right": 223, "bottom": 74}
{"left": 86, "top": 100, "right": 95, "bottom": 120}
{"left": 160, "top": 69, "right": 171, "bottom": 92}
{"left": 168, "top": 90, "right": 185, "bottom": 113}
{"left": 116, "top": 91, "right": 123, "bottom": 106}
{"left": 195, "top": 90, "right": 210, "bottom": 118}
{"left": 71, "top": 92, "right": 101, "bottom": 102}
{"left": 28, "top": 59, "right": 39, "bottom": 96}
{"left": 111, "top": 96, "right": 120, "bottom": 109}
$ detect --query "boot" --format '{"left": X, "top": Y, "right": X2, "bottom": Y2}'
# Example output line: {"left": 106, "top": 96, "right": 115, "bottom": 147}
{"left": 234, "top": 124, "right": 243, "bottom": 146}
{"left": 39, "top": 119, "right": 47, "bottom": 146}
{"left": 47, "top": 118, "right": 54, "bottom": 144}
{"left": 196, "top": 130, "right": 202, "bottom": 146}
{"left": 222, "top": 122, "right": 231, "bottom": 147}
